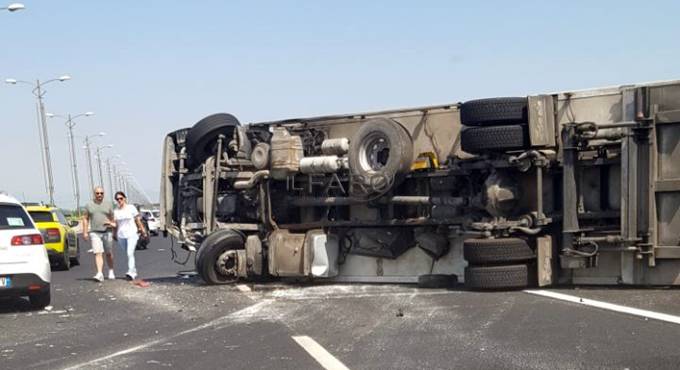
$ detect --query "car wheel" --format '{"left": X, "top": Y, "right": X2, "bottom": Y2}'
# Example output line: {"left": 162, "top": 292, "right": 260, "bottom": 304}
{"left": 195, "top": 229, "right": 245, "bottom": 285}
{"left": 460, "top": 124, "right": 529, "bottom": 154}
{"left": 59, "top": 249, "right": 71, "bottom": 271}
{"left": 70, "top": 244, "right": 80, "bottom": 266}
{"left": 348, "top": 117, "right": 413, "bottom": 196}
{"left": 29, "top": 291, "right": 51, "bottom": 309}
{"left": 464, "top": 264, "right": 529, "bottom": 290}
{"left": 417, "top": 274, "right": 458, "bottom": 289}
{"left": 463, "top": 238, "right": 535, "bottom": 265}
{"left": 185, "top": 113, "right": 240, "bottom": 168}
{"left": 460, "top": 97, "right": 528, "bottom": 126}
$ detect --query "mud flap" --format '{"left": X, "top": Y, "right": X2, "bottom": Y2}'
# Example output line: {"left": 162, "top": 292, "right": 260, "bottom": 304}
{"left": 537, "top": 236, "right": 553, "bottom": 287}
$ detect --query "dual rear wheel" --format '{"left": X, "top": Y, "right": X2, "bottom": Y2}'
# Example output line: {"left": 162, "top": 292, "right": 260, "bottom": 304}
{"left": 463, "top": 237, "right": 535, "bottom": 290}
{"left": 460, "top": 97, "right": 531, "bottom": 154}
{"left": 460, "top": 98, "right": 537, "bottom": 290}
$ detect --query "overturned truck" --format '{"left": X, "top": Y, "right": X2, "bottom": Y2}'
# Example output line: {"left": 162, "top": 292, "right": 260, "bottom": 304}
{"left": 160, "top": 80, "right": 680, "bottom": 289}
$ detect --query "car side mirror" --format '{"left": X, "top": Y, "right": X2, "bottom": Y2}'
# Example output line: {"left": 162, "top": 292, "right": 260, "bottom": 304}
{"left": 69, "top": 220, "right": 79, "bottom": 227}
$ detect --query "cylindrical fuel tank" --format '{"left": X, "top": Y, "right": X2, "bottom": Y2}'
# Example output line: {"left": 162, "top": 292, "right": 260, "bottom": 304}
{"left": 300, "top": 156, "right": 342, "bottom": 174}
{"left": 321, "top": 138, "right": 350, "bottom": 156}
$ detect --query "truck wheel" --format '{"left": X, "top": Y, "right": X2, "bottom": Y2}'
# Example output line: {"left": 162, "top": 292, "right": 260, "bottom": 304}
{"left": 348, "top": 118, "right": 413, "bottom": 196}
{"left": 460, "top": 97, "right": 528, "bottom": 126}
{"left": 417, "top": 274, "right": 458, "bottom": 289}
{"left": 463, "top": 238, "right": 534, "bottom": 264}
{"left": 29, "top": 290, "right": 51, "bottom": 309}
{"left": 186, "top": 113, "right": 240, "bottom": 168}
{"left": 464, "top": 264, "right": 529, "bottom": 290}
{"left": 195, "top": 229, "right": 245, "bottom": 285}
{"left": 460, "top": 124, "right": 529, "bottom": 154}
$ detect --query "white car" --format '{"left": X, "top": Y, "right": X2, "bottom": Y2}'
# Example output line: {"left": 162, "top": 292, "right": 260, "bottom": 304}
{"left": 140, "top": 209, "right": 160, "bottom": 236}
{"left": 0, "top": 193, "right": 51, "bottom": 309}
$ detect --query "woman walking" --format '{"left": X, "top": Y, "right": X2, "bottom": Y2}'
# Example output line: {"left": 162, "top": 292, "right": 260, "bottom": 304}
{"left": 111, "top": 191, "right": 147, "bottom": 280}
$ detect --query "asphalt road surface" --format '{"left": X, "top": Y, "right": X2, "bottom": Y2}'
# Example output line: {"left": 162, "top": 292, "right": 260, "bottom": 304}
{"left": 3, "top": 236, "right": 680, "bottom": 369}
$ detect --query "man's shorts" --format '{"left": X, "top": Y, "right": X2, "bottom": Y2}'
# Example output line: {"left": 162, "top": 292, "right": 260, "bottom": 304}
{"left": 90, "top": 231, "right": 113, "bottom": 253}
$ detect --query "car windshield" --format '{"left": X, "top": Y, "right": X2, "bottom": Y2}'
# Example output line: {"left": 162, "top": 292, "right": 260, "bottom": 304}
{"left": 152, "top": 210, "right": 160, "bottom": 218}
{"left": 28, "top": 211, "right": 55, "bottom": 223}
{"left": 0, "top": 204, "right": 33, "bottom": 230}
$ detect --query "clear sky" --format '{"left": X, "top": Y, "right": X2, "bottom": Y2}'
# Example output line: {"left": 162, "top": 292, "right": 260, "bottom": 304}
{"left": 1, "top": 0, "right": 679, "bottom": 208}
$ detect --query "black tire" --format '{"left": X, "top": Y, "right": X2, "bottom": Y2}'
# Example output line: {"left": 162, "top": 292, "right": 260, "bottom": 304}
{"left": 185, "top": 113, "right": 240, "bottom": 168}
{"left": 417, "top": 274, "right": 458, "bottom": 289}
{"left": 29, "top": 291, "right": 51, "bottom": 309}
{"left": 70, "top": 244, "right": 80, "bottom": 266}
{"left": 195, "top": 229, "right": 245, "bottom": 285}
{"left": 463, "top": 238, "right": 534, "bottom": 264}
{"left": 59, "top": 249, "right": 71, "bottom": 271}
{"left": 460, "top": 97, "right": 528, "bottom": 126}
{"left": 348, "top": 118, "right": 413, "bottom": 196}
{"left": 461, "top": 125, "right": 529, "bottom": 154}
{"left": 464, "top": 264, "right": 529, "bottom": 290}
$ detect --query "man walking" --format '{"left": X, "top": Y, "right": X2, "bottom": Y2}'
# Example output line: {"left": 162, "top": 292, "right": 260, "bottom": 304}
{"left": 82, "top": 186, "right": 115, "bottom": 282}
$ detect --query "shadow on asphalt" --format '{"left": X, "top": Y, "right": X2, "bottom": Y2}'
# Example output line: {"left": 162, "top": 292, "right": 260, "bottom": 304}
{"left": 0, "top": 297, "right": 40, "bottom": 314}
{"left": 69, "top": 275, "right": 204, "bottom": 287}
{"left": 143, "top": 275, "right": 205, "bottom": 286}
{"left": 75, "top": 278, "right": 102, "bottom": 283}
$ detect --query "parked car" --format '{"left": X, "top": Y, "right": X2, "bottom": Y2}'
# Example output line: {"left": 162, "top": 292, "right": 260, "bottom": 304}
{"left": 25, "top": 204, "right": 80, "bottom": 270}
{"left": 140, "top": 209, "right": 160, "bottom": 236}
{"left": 0, "top": 193, "right": 51, "bottom": 309}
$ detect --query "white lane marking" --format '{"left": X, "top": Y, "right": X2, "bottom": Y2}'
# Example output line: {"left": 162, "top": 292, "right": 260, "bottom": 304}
{"left": 525, "top": 289, "right": 680, "bottom": 325}
{"left": 236, "top": 284, "right": 252, "bottom": 292}
{"left": 60, "top": 301, "right": 271, "bottom": 370}
{"left": 292, "top": 336, "right": 350, "bottom": 370}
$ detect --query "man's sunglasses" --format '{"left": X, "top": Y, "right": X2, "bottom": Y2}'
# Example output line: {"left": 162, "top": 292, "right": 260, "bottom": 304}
{"left": 95, "top": 192, "right": 104, "bottom": 195}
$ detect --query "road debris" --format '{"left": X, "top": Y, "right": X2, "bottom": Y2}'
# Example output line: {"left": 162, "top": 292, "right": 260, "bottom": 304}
{"left": 132, "top": 279, "right": 151, "bottom": 288}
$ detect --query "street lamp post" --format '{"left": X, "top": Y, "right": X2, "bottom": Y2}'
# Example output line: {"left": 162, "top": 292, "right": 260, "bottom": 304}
{"left": 83, "top": 133, "right": 105, "bottom": 193}
{"left": 106, "top": 158, "right": 112, "bottom": 196}
{"left": 108, "top": 155, "right": 122, "bottom": 197}
{"left": 95, "top": 144, "right": 113, "bottom": 192}
{"left": 113, "top": 165, "right": 119, "bottom": 192}
{"left": 5, "top": 75, "right": 71, "bottom": 205}
{"left": 111, "top": 163, "right": 119, "bottom": 194}
{"left": 1, "top": 3, "right": 25, "bottom": 12}
{"left": 115, "top": 161, "right": 127, "bottom": 195}
{"left": 118, "top": 171, "right": 133, "bottom": 198}
{"left": 46, "top": 112, "right": 94, "bottom": 215}
{"left": 120, "top": 174, "right": 128, "bottom": 196}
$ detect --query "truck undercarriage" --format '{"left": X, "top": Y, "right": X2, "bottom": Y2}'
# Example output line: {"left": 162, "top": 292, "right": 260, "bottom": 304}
{"left": 160, "top": 80, "right": 680, "bottom": 289}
